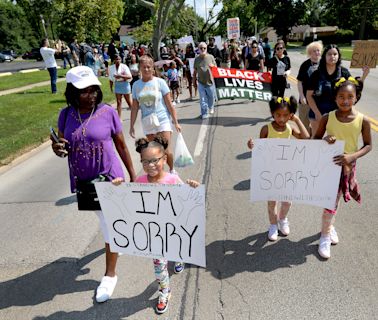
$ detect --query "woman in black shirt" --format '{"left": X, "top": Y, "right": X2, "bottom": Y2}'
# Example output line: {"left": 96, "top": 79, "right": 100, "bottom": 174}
{"left": 266, "top": 42, "right": 291, "bottom": 97}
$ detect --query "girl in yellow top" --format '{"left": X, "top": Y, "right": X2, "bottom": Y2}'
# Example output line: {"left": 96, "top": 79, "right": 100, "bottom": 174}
{"left": 314, "top": 77, "right": 372, "bottom": 259}
{"left": 248, "top": 96, "right": 310, "bottom": 241}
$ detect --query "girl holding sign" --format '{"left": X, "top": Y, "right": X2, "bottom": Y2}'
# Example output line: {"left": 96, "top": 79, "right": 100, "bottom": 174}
{"left": 113, "top": 134, "right": 199, "bottom": 314}
{"left": 247, "top": 96, "right": 310, "bottom": 241}
{"left": 313, "top": 77, "right": 372, "bottom": 259}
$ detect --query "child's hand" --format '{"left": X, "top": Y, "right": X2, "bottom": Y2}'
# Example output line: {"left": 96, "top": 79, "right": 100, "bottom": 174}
{"left": 186, "top": 179, "right": 200, "bottom": 188}
{"left": 333, "top": 154, "right": 356, "bottom": 166}
{"left": 247, "top": 138, "right": 254, "bottom": 150}
{"left": 290, "top": 114, "right": 299, "bottom": 122}
{"left": 323, "top": 135, "right": 336, "bottom": 144}
{"left": 111, "top": 177, "right": 124, "bottom": 186}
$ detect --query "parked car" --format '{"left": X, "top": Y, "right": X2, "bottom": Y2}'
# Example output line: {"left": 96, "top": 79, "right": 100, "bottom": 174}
{"left": 0, "top": 50, "right": 18, "bottom": 59}
{"left": 22, "top": 48, "right": 43, "bottom": 61}
{"left": 0, "top": 52, "right": 13, "bottom": 62}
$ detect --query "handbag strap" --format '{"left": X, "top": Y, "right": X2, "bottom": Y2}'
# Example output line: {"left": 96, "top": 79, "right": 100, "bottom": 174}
{"left": 154, "top": 77, "right": 160, "bottom": 109}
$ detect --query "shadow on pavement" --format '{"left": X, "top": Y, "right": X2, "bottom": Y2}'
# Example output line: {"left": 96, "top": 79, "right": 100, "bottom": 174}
{"left": 33, "top": 282, "right": 157, "bottom": 320}
{"left": 205, "top": 232, "right": 320, "bottom": 280}
{"left": 233, "top": 179, "right": 250, "bottom": 191}
{"left": 55, "top": 195, "right": 77, "bottom": 206}
{"left": 0, "top": 249, "right": 104, "bottom": 309}
{"left": 236, "top": 151, "right": 251, "bottom": 160}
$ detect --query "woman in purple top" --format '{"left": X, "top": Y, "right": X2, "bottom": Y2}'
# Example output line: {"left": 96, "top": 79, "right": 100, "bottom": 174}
{"left": 51, "top": 66, "right": 136, "bottom": 303}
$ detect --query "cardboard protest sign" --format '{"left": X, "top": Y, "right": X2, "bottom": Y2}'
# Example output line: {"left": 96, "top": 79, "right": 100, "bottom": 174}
{"left": 250, "top": 139, "right": 344, "bottom": 209}
{"left": 214, "top": 36, "right": 222, "bottom": 50}
{"left": 211, "top": 66, "right": 272, "bottom": 101}
{"left": 177, "top": 35, "right": 195, "bottom": 51}
{"left": 227, "top": 18, "right": 240, "bottom": 39}
{"left": 350, "top": 40, "right": 378, "bottom": 68}
{"left": 95, "top": 183, "right": 206, "bottom": 267}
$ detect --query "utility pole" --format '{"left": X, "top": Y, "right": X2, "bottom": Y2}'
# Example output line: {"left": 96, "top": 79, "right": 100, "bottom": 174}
{"left": 193, "top": 0, "right": 198, "bottom": 41}
{"left": 40, "top": 14, "right": 48, "bottom": 39}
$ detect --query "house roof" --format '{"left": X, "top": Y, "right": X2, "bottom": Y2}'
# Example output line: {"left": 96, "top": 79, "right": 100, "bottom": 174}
{"left": 259, "top": 27, "right": 275, "bottom": 34}
{"left": 290, "top": 25, "right": 310, "bottom": 33}
{"left": 118, "top": 25, "right": 136, "bottom": 36}
{"left": 313, "top": 26, "right": 338, "bottom": 33}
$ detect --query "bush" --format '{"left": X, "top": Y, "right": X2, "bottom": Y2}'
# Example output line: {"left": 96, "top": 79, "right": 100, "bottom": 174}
{"left": 303, "top": 29, "right": 354, "bottom": 46}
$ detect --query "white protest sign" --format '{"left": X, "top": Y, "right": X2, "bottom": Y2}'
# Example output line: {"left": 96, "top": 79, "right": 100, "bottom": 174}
{"left": 214, "top": 36, "right": 222, "bottom": 50}
{"left": 177, "top": 35, "right": 195, "bottom": 50}
{"left": 95, "top": 183, "right": 206, "bottom": 267}
{"left": 250, "top": 139, "right": 344, "bottom": 209}
{"left": 227, "top": 18, "right": 240, "bottom": 39}
{"left": 188, "top": 58, "right": 195, "bottom": 76}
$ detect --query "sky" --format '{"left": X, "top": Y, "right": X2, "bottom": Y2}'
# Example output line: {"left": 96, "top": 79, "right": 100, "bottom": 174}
{"left": 185, "top": 0, "right": 222, "bottom": 21}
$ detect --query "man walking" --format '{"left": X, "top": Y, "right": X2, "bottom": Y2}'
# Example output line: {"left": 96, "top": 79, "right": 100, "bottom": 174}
{"left": 193, "top": 42, "right": 216, "bottom": 119}
{"left": 40, "top": 38, "right": 58, "bottom": 94}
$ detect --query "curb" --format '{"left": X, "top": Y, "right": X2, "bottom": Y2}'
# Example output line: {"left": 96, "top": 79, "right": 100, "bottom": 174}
{"left": 19, "top": 68, "right": 40, "bottom": 73}
{"left": 0, "top": 72, "right": 12, "bottom": 77}
{"left": 0, "top": 140, "right": 51, "bottom": 176}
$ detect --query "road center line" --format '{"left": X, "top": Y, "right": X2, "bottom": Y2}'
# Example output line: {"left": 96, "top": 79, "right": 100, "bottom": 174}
{"left": 194, "top": 121, "right": 208, "bottom": 158}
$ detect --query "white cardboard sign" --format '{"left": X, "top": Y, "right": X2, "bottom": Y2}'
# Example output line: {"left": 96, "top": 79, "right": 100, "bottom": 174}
{"left": 250, "top": 139, "right": 344, "bottom": 209}
{"left": 95, "top": 183, "right": 206, "bottom": 267}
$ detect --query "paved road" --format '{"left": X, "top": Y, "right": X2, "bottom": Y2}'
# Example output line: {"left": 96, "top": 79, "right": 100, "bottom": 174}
{"left": 0, "top": 59, "right": 65, "bottom": 73}
{"left": 1, "top": 51, "right": 378, "bottom": 319}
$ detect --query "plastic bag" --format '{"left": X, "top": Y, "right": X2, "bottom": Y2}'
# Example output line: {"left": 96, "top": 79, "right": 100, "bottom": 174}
{"left": 174, "top": 133, "right": 194, "bottom": 167}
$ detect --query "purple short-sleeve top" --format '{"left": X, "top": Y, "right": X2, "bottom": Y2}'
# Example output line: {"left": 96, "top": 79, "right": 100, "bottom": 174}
{"left": 58, "top": 103, "right": 125, "bottom": 192}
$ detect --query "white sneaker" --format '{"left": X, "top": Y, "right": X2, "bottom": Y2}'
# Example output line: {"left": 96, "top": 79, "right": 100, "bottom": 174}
{"left": 209, "top": 108, "right": 214, "bottom": 114}
{"left": 268, "top": 224, "right": 278, "bottom": 241}
{"left": 172, "top": 101, "right": 177, "bottom": 106}
{"left": 96, "top": 275, "right": 118, "bottom": 303}
{"left": 176, "top": 98, "right": 180, "bottom": 104}
{"left": 330, "top": 227, "right": 339, "bottom": 245}
{"left": 278, "top": 218, "right": 290, "bottom": 236}
{"left": 318, "top": 235, "right": 331, "bottom": 259}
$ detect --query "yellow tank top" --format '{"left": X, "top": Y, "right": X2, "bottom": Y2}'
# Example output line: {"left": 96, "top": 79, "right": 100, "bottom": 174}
{"left": 267, "top": 123, "right": 292, "bottom": 139}
{"left": 326, "top": 110, "right": 363, "bottom": 154}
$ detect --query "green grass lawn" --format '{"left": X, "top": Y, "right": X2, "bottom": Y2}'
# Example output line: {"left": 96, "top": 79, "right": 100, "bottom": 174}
{"left": 0, "top": 68, "right": 68, "bottom": 91}
{"left": 0, "top": 77, "right": 114, "bottom": 165}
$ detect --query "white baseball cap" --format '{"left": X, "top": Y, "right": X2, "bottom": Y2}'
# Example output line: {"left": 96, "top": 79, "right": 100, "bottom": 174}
{"left": 66, "top": 66, "right": 101, "bottom": 89}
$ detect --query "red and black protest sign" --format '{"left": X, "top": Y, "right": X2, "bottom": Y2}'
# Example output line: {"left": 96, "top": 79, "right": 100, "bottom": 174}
{"left": 211, "top": 67, "right": 272, "bottom": 102}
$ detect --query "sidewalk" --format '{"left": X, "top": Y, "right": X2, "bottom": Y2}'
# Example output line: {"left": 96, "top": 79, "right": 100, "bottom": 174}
{"left": 0, "top": 78, "right": 66, "bottom": 96}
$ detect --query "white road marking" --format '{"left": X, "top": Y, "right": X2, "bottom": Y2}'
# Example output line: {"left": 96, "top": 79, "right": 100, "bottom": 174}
{"left": 193, "top": 120, "right": 208, "bottom": 157}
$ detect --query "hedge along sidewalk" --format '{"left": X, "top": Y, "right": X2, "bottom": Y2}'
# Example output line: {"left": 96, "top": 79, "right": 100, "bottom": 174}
{"left": 0, "top": 77, "right": 114, "bottom": 165}
{"left": 0, "top": 68, "right": 69, "bottom": 93}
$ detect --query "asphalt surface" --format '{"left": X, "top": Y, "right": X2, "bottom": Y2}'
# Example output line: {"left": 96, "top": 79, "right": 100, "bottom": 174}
{"left": 0, "top": 51, "right": 378, "bottom": 319}
{"left": 0, "top": 59, "right": 65, "bottom": 73}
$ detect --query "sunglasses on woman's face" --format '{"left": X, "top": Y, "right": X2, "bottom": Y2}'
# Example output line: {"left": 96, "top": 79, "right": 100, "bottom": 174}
{"left": 252, "top": 46, "right": 258, "bottom": 48}
{"left": 276, "top": 47, "right": 284, "bottom": 51}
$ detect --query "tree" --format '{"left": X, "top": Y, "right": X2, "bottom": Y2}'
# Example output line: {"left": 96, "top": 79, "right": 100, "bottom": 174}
{"left": 166, "top": 5, "right": 204, "bottom": 40}
{"left": 0, "top": 0, "right": 38, "bottom": 52}
{"left": 55, "top": 0, "right": 124, "bottom": 42}
{"left": 132, "top": 19, "right": 154, "bottom": 44}
{"left": 213, "top": 0, "right": 257, "bottom": 39}
{"left": 122, "top": 0, "right": 152, "bottom": 27}
{"left": 136, "top": 0, "right": 186, "bottom": 60}
{"left": 254, "top": 0, "right": 305, "bottom": 43}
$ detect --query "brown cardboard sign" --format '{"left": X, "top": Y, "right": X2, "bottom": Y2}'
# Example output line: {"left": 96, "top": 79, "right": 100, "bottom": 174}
{"left": 350, "top": 40, "right": 378, "bottom": 68}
